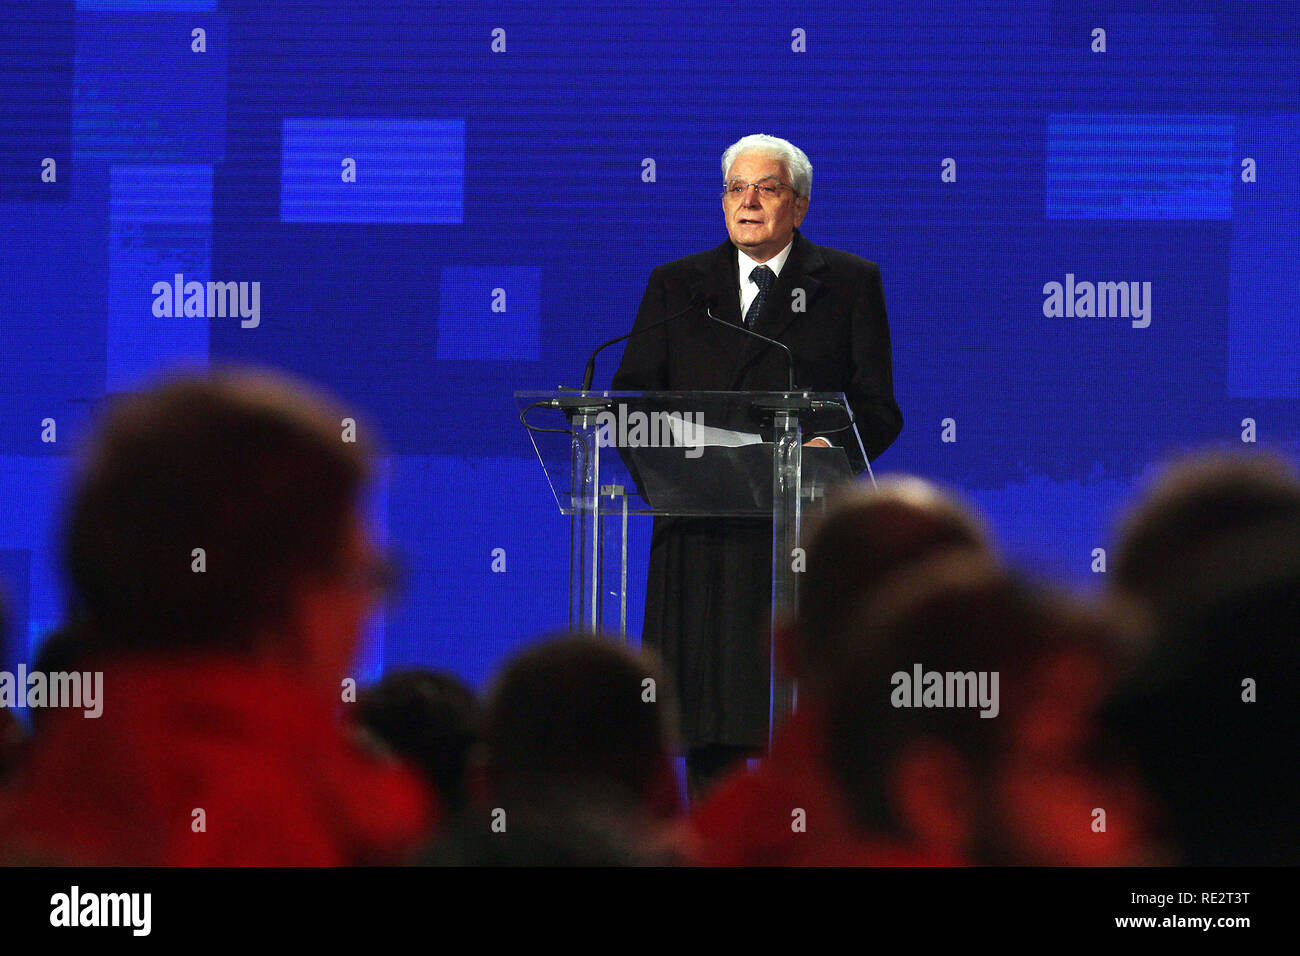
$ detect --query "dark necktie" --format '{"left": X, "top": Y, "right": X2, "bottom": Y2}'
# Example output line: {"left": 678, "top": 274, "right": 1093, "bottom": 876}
{"left": 744, "top": 264, "right": 775, "bottom": 328}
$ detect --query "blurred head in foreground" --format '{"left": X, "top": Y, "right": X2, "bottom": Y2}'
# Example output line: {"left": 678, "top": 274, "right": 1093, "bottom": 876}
{"left": 1105, "top": 450, "right": 1300, "bottom": 864}
{"left": 828, "top": 553, "right": 1151, "bottom": 865}
{"left": 0, "top": 368, "right": 434, "bottom": 865}
{"left": 358, "top": 669, "right": 481, "bottom": 815}
{"left": 63, "top": 367, "right": 381, "bottom": 686}
{"left": 428, "top": 634, "right": 680, "bottom": 865}
{"left": 782, "top": 476, "right": 994, "bottom": 700}
{"left": 685, "top": 477, "right": 1001, "bottom": 866}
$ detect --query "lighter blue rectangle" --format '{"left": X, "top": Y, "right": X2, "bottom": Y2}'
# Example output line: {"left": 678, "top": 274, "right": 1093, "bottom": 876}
{"left": 1229, "top": 225, "right": 1300, "bottom": 398}
{"left": 110, "top": 164, "right": 215, "bottom": 225}
{"left": 108, "top": 164, "right": 212, "bottom": 392}
{"left": 280, "top": 118, "right": 465, "bottom": 224}
{"left": 1228, "top": 114, "right": 1300, "bottom": 398}
{"left": 76, "top": 1, "right": 217, "bottom": 9}
{"left": 1046, "top": 114, "right": 1234, "bottom": 220}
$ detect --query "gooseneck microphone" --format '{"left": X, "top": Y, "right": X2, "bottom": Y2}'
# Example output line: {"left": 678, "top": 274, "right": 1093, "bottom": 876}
{"left": 702, "top": 296, "right": 797, "bottom": 391}
{"left": 579, "top": 291, "right": 707, "bottom": 391}
{"left": 577, "top": 290, "right": 799, "bottom": 392}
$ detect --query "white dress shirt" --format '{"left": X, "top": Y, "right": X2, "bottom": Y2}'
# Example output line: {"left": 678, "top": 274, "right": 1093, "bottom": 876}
{"left": 737, "top": 239, "right": 794, "bottom": 320}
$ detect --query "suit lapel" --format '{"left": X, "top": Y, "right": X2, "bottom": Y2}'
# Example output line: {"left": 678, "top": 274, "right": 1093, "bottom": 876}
{"left": 688, "top": 238, "right": 745, "bottom": 372}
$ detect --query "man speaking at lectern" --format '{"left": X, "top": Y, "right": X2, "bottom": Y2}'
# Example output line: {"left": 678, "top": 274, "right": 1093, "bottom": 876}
{"left": 611, "top": 134, "right": 903, "bottom": 797}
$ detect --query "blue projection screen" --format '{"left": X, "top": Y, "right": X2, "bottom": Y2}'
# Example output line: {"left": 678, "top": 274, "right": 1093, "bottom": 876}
{"left": 2, "top": 1, "right": 1298, "bottom": 689}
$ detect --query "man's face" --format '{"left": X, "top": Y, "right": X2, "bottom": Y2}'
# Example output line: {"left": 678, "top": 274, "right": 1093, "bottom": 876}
{"left": 722, "top": 150, "right": 809, "bottom": 262}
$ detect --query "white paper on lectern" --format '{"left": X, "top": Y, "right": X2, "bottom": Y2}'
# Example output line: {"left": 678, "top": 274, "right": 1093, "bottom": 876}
{"left": 664, "top": 414, "right": 761, "bottom": 448}
{"left": 592, "top": 412, "right": 761, "bottom": 449}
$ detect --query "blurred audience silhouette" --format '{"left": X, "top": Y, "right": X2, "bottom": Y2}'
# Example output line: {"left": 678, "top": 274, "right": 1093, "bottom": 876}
{"left": 0, "top": 369, "right": 436, "bottom": 864}
{"left": 688, "top": 477, "right": 995, "bottom": 864}
{"left": 1103, "top": 452, "right": 1300, "bottom": 865}
{"left": 827, "top": 553, "right": 1151, "bottom": 866}
{"left": 424, "top": 634, "right": 681, "bottom": 865}
{"left": 0, "top": 365, "right": 1293, "bottom": 867}
{"left": 357, "top": 669, "right": 482, "bottom": 818}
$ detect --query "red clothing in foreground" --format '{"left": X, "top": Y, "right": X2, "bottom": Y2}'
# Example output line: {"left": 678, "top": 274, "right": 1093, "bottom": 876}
{"left": 0, "top": 654, "right": 436, "bottom": 865}
{"left": 688, "top": 702, "right": 964, "bottom": 866}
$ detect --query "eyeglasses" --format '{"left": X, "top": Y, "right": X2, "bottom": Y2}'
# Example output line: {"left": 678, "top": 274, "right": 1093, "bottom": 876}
{"left": 722, "top": 179, "right": 795, "bottom": 200}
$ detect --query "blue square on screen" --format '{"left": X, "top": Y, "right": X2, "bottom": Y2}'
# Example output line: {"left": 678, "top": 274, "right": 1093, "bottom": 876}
{"left": 1046, "top": 113, "right": 1233, "bottom": 220}
{"left": 280, "top": 118, "right": 465, "bottom": 224}
{"left": 72, "top": 10, "right": 226, "bottom": 163}
{"left": 436, "top": 267, "right": 541, "bottom": 361}
{"left": 107, "top": 164, "right": 213, "bottom": 392}
{"left": 0, "top": 1, "right": 72, "bottom": 201}
{"left": 76, "top": 1, "right": 216, "bottom": 9}
{"left": 1228, "top": 114, "right": 1300, "bottom": 398}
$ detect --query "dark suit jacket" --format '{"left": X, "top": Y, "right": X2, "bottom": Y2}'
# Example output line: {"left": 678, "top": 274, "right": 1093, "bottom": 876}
{"left": 611, "top": 228, "right": 902, "bottom": 749}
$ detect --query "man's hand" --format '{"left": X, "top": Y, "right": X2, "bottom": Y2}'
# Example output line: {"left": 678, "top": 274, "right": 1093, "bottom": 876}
{"left": 803, "top": 437, "right": 831, "bottom": 448}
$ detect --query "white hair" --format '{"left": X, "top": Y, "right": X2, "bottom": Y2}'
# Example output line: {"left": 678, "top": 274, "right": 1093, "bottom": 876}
{"left": 721, "top": 134, "right": 813, "bottom": 197}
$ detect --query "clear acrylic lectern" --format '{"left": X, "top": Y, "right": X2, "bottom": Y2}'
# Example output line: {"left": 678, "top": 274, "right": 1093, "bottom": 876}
{"left": 516, "top": 390, "right": 867, "bottom": 741}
